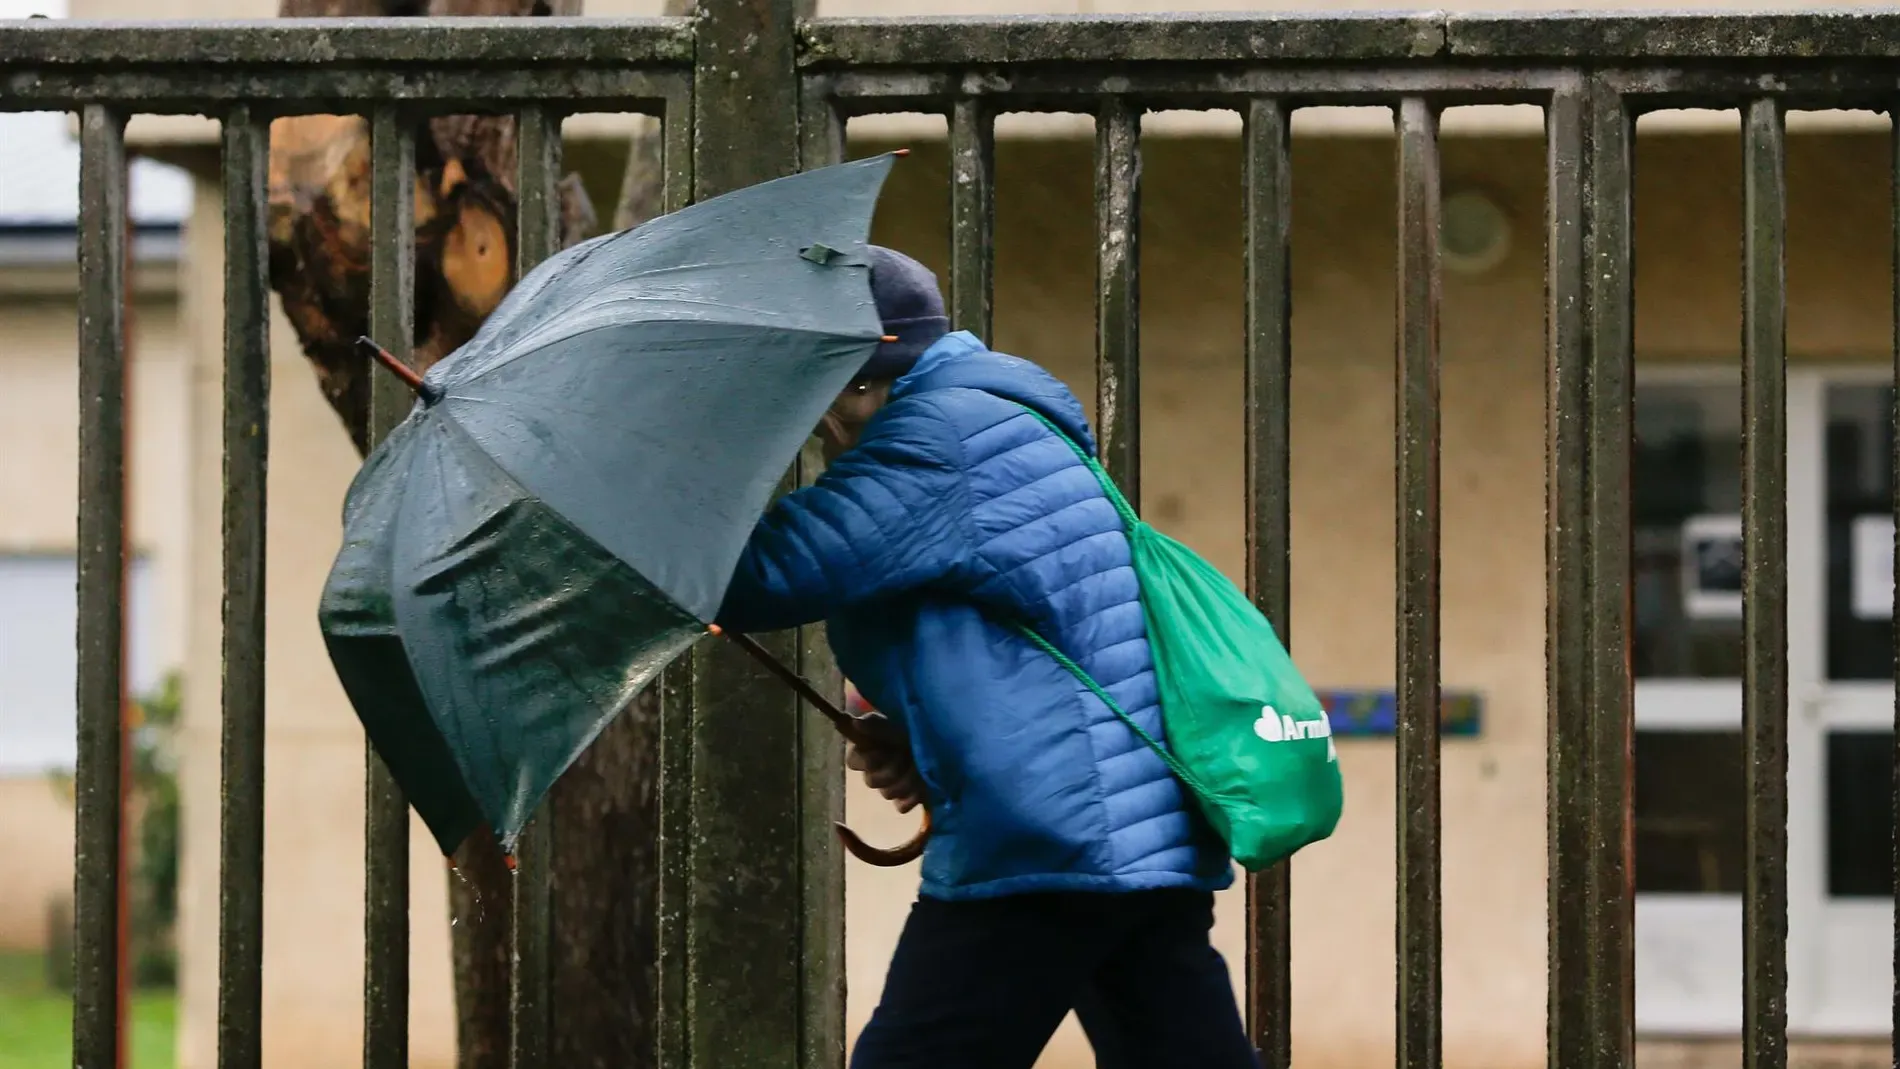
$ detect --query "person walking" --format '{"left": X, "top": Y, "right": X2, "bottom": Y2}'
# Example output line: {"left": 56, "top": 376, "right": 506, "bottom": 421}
{"left": 716, "top": 245, "right": 1259, "bottom": 1069}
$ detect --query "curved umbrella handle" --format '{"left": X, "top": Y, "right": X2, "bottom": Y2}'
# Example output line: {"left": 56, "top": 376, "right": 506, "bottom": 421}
{"left": 835, "top": 808, "right": 930, "bottom": 867}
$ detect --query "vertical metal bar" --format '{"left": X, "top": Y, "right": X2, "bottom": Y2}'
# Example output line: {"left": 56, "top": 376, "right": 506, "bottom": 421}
{"left": 949, "top": 98, "right": 995, "bottom": 343}
{"left": 655, "top": 87, "right": 698, "bottom": 1066}
{"left": 1741, "top": 96, "right": 1790, "bottom": 1069}
{"left": 662, "top": 85, "right": 695, "bottom": 216}
{"left": 1095, "top": 98, "right": 1142, "bottom": 505}
{"left": 693, "top": 0, "right": 799, "bottom": 198}
{"left": 794, "top": 551, "right": 845, "bottom": 1069}
{"left": 689, "top": 0, "right": 809, "bottom": 1063}
{"left": 363, "top": 105, "right": 416, "bottom": 1069}
{"left": 114, "top": 133, "right": 136, "bottom": 1069}
{"left": 1583, "top": 78, "right": 1636, "bottom": 1069}
{"left": 799, "top": 89, "right": 843, "bottom": 175}
{"left": 655, "top": 657, "right": 694, "bottom": 1069}
{"left": 794, "top": 91, "right": 847, "bottom": 1069}
{"left": 218, "top": 105, "right": 271, "bottom": 1069}
{"left": 509, "top": 103, "right": 562, "bottom": 1069}
{"left": 1241, "top": 95, "right": 1294, "bottom": 1069}
{"left": 1890, "top": 100, "right": 1900, "bottom": 1069}
{"left": 1393, "top": 96, "right": 1442, "bottom": 1069}
{"left": 655, "top": 84, "right": 697, "bottom": 1069}
{"left": 73, "top": 102, "right": 128, "bottom": 1069}
{"left": 680, "top": 552, "right": 804, "bottom": 1068}
{"left": 1543, "top": 83, "right": 1593, "bottom": 1069}
{"left": 517, "top": 108, "right": 563, "bottom": 267}
{"left": 1547, "top": 78, "right": 1638, "bottom": 1069}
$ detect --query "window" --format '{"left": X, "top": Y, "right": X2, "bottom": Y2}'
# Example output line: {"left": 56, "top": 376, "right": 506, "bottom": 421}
{"left": 1826, "top": 731, "right": 1895, "bottom": 899}
{"left": 1824, "top": 384, "right": 1894, "bottom": 681}
{"left": 1634, "top": 731, "right": 1748, "bottom": 893}
{"left": 1633, "top": 381, "right": 1744, "bottom": 679}
{"left": 1632, "top": 380, "right": 1748, "bottom": 895}
{"left": 0, "top": 554, "right": 158, "bottom": 774}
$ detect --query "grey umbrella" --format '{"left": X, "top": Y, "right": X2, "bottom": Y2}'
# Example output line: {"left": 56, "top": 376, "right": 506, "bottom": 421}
{"left": 319, "top": 153, "right": 927, "bottom": 865}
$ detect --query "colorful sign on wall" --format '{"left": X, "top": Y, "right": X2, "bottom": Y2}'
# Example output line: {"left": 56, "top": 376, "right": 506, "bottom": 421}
{"left": 1317, "top": 689, "right": 1483, "bottom": 737}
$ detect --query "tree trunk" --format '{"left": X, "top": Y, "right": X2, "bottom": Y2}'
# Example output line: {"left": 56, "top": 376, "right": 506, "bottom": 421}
{"left": 266, "top": 0, "right": 597, "bottom": 452}
{"left": 266, "top": 1, "right": 674, "bottom": 1065}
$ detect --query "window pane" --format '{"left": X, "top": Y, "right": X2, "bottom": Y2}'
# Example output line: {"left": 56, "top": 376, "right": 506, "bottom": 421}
{"left": 1635, "top": 730, "right": 1746, "bottom": 893}
{"left": 1634, "top": 382, "right": 1743, "bottom": 679}
{"left": 0, "top": 554, "right": 158, "bottom": 774}
{"left": 1826, "top": 730, "right": 1895, "bottom": 899}
{"left": 1824, "top": 385, "right": 1894, "bottom": 680}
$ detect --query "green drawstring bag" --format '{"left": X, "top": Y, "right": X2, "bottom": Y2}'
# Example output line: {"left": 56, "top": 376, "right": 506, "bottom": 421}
{"left": 1016, "top": 409, "right": 1344, "bottom": 871}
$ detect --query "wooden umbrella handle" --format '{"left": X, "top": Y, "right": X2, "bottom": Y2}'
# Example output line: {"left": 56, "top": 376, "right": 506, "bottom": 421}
{"left": 835, "top": 809, "right": 929, "bottom": 867}
{"left": 710, "top": 626, "right": 930, "bottom": 867}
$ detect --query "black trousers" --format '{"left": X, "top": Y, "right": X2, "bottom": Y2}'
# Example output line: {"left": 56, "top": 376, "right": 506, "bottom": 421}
{"left": 850, "top": 889, "right": 1260, "bottom": 1069}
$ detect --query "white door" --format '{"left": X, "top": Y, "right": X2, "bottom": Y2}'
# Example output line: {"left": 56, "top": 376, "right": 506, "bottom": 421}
{"left": 1632, "top": 373, "right": 1751, "bottom": 1034}
{"left": 1633, "top": 371, "right": 1895, "bottom": 1037}
{"left": 1787, "top": 374, "right": 1893, "bottom": 1036}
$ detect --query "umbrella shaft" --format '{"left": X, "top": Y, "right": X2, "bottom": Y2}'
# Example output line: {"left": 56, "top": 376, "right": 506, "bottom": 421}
{"left": 725, "top": 632, "right": 865, "bottom": 742}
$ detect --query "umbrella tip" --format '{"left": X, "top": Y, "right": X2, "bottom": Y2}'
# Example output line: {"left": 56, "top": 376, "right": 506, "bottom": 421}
{"left": 706, "top": 623, "right": 723, "bottom": 637}
{"left": 894, "top": 148, "right": 911, "bottom": 158}
{"left": 881, "top": 335, "right": 899, "bottom": 344}
{"left": 502, "top": 853, "right": 518, "bottom": 873}
{"left": 357, "top": 334, "right": 432, "bottom": 400}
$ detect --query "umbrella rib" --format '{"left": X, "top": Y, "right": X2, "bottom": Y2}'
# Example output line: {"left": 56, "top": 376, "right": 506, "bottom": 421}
{"left": 492, "top": 297, "right": 818, "bottom": 358}
{"left": 479, "top": 254, "right": 836, "bottom": 348}
{"left": 448, "top": 316, "right": 885, "bottom": 395}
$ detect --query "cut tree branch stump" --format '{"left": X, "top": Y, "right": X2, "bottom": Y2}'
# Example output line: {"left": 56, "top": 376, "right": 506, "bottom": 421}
{"left": 266, "top": 0, "right": 595, "bottom": 453}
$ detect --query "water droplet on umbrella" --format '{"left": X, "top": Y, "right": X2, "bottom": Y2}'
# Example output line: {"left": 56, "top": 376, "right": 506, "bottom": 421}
{"left": 448, "top": 861, "right": 486, "bottom": 926}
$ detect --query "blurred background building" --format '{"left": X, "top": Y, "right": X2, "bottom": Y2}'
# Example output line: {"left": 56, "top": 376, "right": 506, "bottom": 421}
{"left": 2, "top": 0, "right": 1897, "bottom": 1065}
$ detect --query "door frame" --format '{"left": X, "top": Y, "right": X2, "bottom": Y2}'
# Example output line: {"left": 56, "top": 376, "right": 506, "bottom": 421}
{"left": 1788, "top": 365, "right": 1892, "bottom": 1036}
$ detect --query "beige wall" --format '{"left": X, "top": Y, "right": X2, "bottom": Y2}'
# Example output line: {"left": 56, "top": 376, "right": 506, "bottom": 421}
{"left": 0, "top": 281, "right": 191, "bottom": 952}
{"left": 0, "top": 777, "right": 77, "bottom": 950}
{"left": 155, "top": 125, "right": 1898, "bottom": 1069}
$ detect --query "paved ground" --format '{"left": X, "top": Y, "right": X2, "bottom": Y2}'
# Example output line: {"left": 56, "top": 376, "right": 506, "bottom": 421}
{"left": 1639, "top": 1041, "right": 1890, "bottom": 1068}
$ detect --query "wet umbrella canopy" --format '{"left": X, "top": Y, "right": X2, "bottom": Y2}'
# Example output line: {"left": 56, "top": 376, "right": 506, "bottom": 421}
{"left": 319, "top": 155, "right": 900, "bottom": 857}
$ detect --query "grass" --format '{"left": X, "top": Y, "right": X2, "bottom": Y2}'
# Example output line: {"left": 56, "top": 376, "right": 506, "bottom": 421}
{"left": 0, "top": 952, "right": 175, "bottom": 1069}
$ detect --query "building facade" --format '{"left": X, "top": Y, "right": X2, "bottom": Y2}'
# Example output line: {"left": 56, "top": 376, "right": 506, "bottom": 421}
{"left": 0, "top": 82, "right": 191, "bottom": 953}
{"left": 14, "top": 0, "right": 1896, "bottom": 1065}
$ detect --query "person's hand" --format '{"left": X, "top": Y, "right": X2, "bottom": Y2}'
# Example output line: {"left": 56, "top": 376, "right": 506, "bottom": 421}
{"left": 845, "top": 715, "right": 924, "bottom": 814}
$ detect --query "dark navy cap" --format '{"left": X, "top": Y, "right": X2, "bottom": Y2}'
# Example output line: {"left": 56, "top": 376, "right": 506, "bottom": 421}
{"left": 861, "top": 245, "right": 950, "bottom": 379}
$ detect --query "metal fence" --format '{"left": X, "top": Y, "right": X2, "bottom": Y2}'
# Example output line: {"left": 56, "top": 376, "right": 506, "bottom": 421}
{"left": 7, "top": 3, "right": 1900, "bottom": 1067}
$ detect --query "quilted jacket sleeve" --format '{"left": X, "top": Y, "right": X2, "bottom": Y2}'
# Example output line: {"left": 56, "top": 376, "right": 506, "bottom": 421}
{"left": 715, "top": 398, "right": 969, "bottom": 634}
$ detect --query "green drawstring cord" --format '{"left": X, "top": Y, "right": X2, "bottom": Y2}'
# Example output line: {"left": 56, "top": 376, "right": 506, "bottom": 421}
{"left": 1014, "top": 407, "right": 1141, "bottom": 531}
{"left": 1011, "top": 622, "right": 1212, "bottom": 803}
{"left": 1003, "top": 403, "right": 1213, "bottom": 800}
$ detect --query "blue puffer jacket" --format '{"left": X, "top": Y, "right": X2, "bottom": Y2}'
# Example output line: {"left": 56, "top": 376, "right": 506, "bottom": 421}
{"left": 718, "top": 332, "right": 1234, "bottom": 900}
